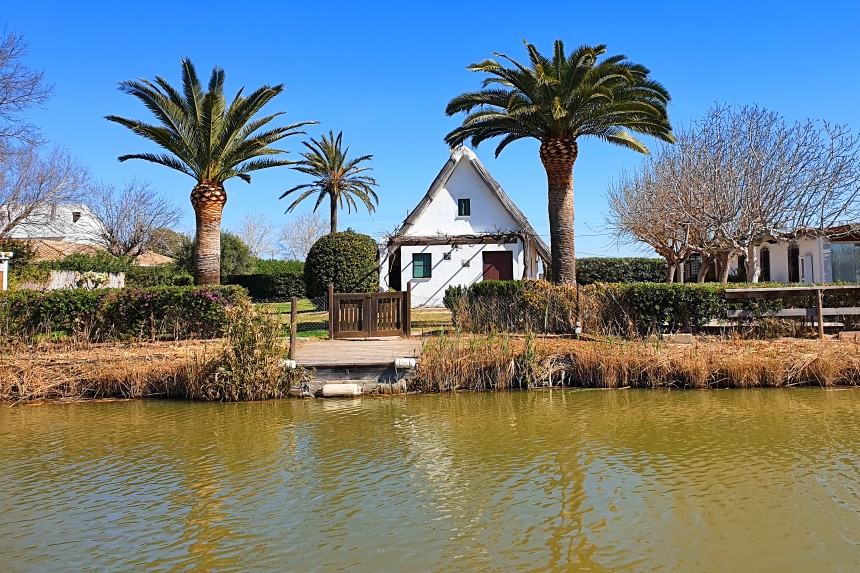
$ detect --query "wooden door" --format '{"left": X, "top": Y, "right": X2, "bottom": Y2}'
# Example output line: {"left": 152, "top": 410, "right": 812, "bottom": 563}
{"left": 330, "top": 289, "right": 412, "bottom": 339}
{"left": 370, "top": 292, "right": 405, "bottom": 337}
{"left": 482, "top": 251, "right": 514, "bottom": 281}
{"left": 332, "top": 294, "right": 370, "bottom": 338}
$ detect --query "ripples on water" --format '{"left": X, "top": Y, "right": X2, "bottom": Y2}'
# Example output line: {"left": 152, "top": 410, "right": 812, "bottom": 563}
{"left": 2, "top": 389, "right": 860, "bottom": 572}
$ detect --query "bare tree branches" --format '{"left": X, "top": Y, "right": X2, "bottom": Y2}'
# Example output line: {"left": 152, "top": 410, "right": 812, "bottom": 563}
{"left": 606, "top": 104, "right": 860, "bottom": 282}
{"left": 0, "top": 32, "right": 52, "bottom": 149}
{"left": 0, "top": 144, "right": 87, "bottom": 238}
{"left": 278, "top": 210, "right": 327, "bottom": 260}
{"left": 232, "top": 212, "right": 278, "bottom": 259}
{"left": 87, "top": 180, "right": 182, "bottom": 257}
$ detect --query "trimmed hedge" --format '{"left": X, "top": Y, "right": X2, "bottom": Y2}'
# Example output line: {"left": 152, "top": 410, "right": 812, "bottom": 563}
{"left": 304, "top": 230, "right": 378, "bottom": 298}
{"left": 576, "top": 257, "right": 667, "bottom": 284}
{"left": 228, "top": 271, "right": 305, "bottom": 301}
{"left": 126, "top": 264, "right": 193, "bottom": 287}
{"left": 254, "top": 259, "right": 304, "bottom": 275}
{"left": 0, "top": 285, "right": 248, "bottom": 342}
{"left": 445, "top": 280, "right": 860, "bottom": 336}
{"left": 39, "top": 252, "right": 132, "bottom": 274}
{"left": 444, "top": 280, "right": 578, "bottom": 333}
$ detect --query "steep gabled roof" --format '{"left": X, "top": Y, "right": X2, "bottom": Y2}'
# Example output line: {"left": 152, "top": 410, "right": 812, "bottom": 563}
{"left": 397, "top": 147, "right": 550, "bottom": 262}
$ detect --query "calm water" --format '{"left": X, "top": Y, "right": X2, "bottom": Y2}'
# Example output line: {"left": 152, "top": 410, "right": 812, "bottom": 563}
{"left": 2, "top": 390, "right": 860, "bottom": 572}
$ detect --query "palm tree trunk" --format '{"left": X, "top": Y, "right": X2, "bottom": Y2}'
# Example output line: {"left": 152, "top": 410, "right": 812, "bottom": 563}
{"left": 190, "top": 180, "right": 227, "bottom": 285}
{"left": 539, "top": 137, "right": 578, "bottom": 285}
{"left": 329, "top": 196, "right": 338, "bottom": 234}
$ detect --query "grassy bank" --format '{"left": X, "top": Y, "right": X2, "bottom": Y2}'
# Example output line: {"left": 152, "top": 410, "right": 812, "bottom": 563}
{"left": 1, "top": 306, "right": 309, "bottom": 403}
{"left": 414, "top": 333, "right": 860, "bottom": 392}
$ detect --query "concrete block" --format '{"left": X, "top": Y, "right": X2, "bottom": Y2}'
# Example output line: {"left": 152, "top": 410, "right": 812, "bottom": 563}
{"left": 660, "top": 333, "right": 694, "bottom": 344}
{"left": 321, "top": 383, "right": 362, "bottom": 397}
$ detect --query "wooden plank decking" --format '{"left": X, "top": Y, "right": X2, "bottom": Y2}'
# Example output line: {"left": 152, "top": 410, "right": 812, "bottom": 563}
{"left": 295, "top": 338, "right": 424, "bottom": 368}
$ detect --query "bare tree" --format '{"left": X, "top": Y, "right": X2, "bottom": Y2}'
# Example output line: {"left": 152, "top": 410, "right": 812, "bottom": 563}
{"left": 150, "top": 227, "right": 191, "bottom": 259}
{"left": 278, "top": 210, "right": 327, "bottom": 260}
{"left": 606, "top": 104, "right": 860, "bottom": 283}
{"left": 606, "top": 168, "right": 694, "bottom": 283}
{"left": 87, "top": 180, "right": 182, "bottom": 257}
{"left": 234, "top": 212, "right": 277, "bottom": 259}
{"left": 0, "top": 32, "right": 52, "bottom": 149}
{"left": 0, "top": 144, "right": 87, "bottom": 238}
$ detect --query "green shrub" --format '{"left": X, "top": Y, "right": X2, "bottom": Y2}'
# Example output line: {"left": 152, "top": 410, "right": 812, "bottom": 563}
{"left": 41, "top": 252, "right": 133, "bottom": 274}
{"left": 446, "top": 280, "right": 849, "bottom": 337}
{"left": 304, "top": 230, "right": 378, "bottom": 298}
{"left": 444, "top": 280, "right": 577, "bottom": 333}
{"left": 228, "top": 271, "right": 305, "bottom": 301}
{"left": 174, "top": 232, "right": 256, "bottom": 279}
{"left": 126, "top": 264, "right": 194, "bottom": 287}
{"left": 0, "top": 240, "right": 36, "bottom": 268}
{"left": 584, "top": 282, "right": 727, "bottom": 335}
{"left": 183, "top": 305, "right": 304, "bottom": 401}
{"left": 576, "top": 257, "right": 667, "bottom": 284}
{"left": 0, "top": 285, "right": 248, "bottom": 342}
{"left": 254, "top": 259, "right": 304, "bottom": 275}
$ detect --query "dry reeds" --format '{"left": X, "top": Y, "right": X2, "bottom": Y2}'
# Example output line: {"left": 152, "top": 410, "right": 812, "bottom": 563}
{"left": 0, "top": 305, "right": 309, "bottom": 403}
{"left": 413, "top": 333, "right": 860, "bottom": 392}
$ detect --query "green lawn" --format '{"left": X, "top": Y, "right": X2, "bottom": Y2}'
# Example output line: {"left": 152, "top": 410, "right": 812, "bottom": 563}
{"left": 258, "top": 299, "right": 317, "bottom": 314}
{"left": 254, "top": 299, "right": 453, "bottom": 338}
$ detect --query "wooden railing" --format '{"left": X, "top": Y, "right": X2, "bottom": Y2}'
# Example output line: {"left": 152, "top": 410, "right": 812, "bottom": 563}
{"left": 328, "top": 283, "right": 412, "bottom": 339}
{"left": 724, "top": 285, "right": 860, "bottom": 339}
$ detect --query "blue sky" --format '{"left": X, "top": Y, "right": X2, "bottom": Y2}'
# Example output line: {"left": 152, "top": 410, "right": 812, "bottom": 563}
{"left": 5, "top": 1, "right": 860, "bottom": 257}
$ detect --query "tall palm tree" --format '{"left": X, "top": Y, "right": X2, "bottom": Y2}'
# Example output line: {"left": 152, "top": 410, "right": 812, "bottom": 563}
{"left": 281, "top": 131, "right": 378, "bottom": 234}
{"left": 106, "top": 59, "right": 313, "bottom": 284}
{"left": 445, "top": 40, "right": 674, "bottom": 285}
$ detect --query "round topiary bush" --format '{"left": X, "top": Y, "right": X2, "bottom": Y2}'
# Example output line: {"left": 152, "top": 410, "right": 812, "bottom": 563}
{"left": 304, "top": 230, "right": 378, "bottom": 298}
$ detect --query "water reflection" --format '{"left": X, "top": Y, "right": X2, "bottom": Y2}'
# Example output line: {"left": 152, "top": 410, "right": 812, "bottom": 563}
{"left": 1, "top": 389, "right": 860, "bottom": 571}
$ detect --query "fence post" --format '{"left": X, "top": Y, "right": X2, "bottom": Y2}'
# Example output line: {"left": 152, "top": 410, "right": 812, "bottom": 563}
{"left": 405, "top": 281, "right": 412, "bottom": 337}
{"left": 328, "top": 283, "right": 335, "bottom": 340}
{"left": 816, "top": 288, "right": 825, "bottom": 340}
{"left": 288, "top": 296, "right": 298, "bottom": 359}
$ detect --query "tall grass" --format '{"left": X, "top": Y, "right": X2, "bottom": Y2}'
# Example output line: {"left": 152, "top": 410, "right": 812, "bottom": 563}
{"left": 0, "top": 304, "right": 309, "bottom": 402}
{"left": 414, "top": 333, "right": 860, "bottom": 392}
{"left": 181, "top": 305, "right": 306, "bottom": 401}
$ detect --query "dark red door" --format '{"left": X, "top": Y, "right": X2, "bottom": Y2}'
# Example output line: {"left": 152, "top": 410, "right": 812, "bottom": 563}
{"left": 482, "top": 251, "right": 514, "bottom": 281}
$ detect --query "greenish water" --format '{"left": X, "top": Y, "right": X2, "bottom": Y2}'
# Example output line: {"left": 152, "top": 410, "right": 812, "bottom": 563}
{"left": 2, "top": 389, "right": 860, "bottom": 572}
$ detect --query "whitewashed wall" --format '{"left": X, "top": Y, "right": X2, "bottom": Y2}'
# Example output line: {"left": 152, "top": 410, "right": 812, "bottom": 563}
{"left": 381, "top": 148, "right": 544, "bottom": 306}
{"left": 762, "top": 237, "right": 830, "bottom": 283}
{"left": 401, "top": 242, "right": 524, "bottom": 307}
{"left": 403, "top": 156, "right": 521, "bottom": 236}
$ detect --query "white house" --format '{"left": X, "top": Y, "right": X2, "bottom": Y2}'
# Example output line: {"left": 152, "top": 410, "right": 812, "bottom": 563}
{"left": 2, "top": 203, "right": 103, "bottom": 244}
{"left": 755, "top": 227, "right": 860, "bottom": 283}
{"left": 380, "top": 147, "right": 550, "bottom": 307}
{"left": 685, "top": 227, "right": 860, "bottom": 283}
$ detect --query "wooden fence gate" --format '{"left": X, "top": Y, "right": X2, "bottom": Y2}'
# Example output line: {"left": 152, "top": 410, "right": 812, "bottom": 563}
{"left": 328, "top": 284, "right": 412, "bottom": 339}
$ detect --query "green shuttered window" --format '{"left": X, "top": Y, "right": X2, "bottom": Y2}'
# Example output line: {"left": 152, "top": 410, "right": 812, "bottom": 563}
{"left": 413, "top": 253, "right": 432, "bottom": 279}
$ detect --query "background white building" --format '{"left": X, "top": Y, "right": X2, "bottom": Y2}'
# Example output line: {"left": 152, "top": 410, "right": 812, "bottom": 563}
{"left": 380, "top": 147, "right": 550, "bottom": 307}
{"left": 2, "top": 203, "right": 103, "bottom": 244}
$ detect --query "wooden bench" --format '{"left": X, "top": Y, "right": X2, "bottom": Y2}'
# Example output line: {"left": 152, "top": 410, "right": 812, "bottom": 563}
{"left": 724, "top": 286, "right": 860, "bottom": 339}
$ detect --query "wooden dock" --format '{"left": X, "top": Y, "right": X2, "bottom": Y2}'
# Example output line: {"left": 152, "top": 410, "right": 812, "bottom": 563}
{"left": 295, "top": 338, "right": 424, "bottom": 367}
{"left": 293, "top": 338, "right": 424, "bottom": 395}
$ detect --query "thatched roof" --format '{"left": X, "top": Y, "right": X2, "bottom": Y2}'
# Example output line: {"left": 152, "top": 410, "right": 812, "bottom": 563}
{"left": 396, "top": 147, "right": 550, "bottom": 262}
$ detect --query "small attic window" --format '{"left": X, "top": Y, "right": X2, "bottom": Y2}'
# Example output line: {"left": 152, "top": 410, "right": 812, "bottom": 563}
{"left": 72, "top": 211, "right": 82, "bottom": 223}
{"left": 457, "top": 198, "right": 471, "bottom": 217}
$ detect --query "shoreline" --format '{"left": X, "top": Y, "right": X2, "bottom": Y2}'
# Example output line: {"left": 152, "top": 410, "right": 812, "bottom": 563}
{"left": 4, "top": 335, "right": 860, "bottom": 404}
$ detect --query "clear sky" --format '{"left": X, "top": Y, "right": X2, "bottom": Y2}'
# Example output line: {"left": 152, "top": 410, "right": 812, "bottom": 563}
{"left": 4, "top": 0, "right": 860, "bottom": 258}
